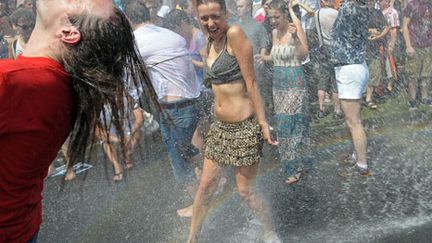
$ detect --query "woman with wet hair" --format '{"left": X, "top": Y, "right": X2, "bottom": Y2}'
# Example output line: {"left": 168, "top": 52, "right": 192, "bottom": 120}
{"left": 186, "top": 0, "right": 281, "bottom": 242}
{"left": 0, "top": 2, "right": 158, "bottom": 241}
{"left": 61, "top": 7, "right": 159, "bottom": 167}
{"left": 256, "top": 0, "right": 310, "bottom": 185}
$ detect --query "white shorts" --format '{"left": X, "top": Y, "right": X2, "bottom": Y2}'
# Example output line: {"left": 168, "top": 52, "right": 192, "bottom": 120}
{"left": 335, "top": 62, "right": 369, "bottom": 100}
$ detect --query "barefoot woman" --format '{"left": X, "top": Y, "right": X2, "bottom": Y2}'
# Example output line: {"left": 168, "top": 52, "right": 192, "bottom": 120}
{"left": 187, "top": 0, "right": 280, "bottom": 242}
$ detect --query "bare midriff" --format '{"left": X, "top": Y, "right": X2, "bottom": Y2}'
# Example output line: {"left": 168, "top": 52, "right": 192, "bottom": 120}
{"left": 212, "top": 79, "right": 254, "bottom": 123}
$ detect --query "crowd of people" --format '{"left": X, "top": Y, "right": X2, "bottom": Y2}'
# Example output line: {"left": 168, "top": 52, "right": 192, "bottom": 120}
{"left": 0, "top": 0, "right": 431, "bottom": 242}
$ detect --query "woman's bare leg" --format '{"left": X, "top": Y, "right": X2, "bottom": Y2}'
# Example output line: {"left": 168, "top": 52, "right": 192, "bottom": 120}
{"left": 61, "top": 143, "right": 76, "bottom": 181}
{"left": 234, "top": 163, "right": 275, "bottom": 234}
{"left": 96, "top": 127, "right": 123, "bottom": 181}
{"left": 187, "top": 158, "right": 221, "bottom": 243}
{"left": 102, "top": 141, "right": 123, "bottom": 181}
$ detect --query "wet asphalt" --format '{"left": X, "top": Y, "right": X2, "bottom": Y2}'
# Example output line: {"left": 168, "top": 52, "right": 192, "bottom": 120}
{"left": 40, "top": 93, "right": 432, "bottom": 243}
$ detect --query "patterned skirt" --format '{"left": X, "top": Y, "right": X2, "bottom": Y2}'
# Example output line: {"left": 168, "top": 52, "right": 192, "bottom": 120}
{"left": 273, "top": 66, "right": 310, "bottom": 162}
{"left": 204, "top": 116, "right": 263, "bottom": 167}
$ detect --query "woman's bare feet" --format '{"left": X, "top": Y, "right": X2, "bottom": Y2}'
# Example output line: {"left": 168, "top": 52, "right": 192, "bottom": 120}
{"left": 177, "top": 204, "right": 193, "bottom": 218}
{"left": 64, "top": 168, "right": 76, "bottom": 181}
{"left": 178, "top": 177, "right": 228, "bottom": 218}
{"left": 186, "top": 234, "right": 198, "bottom": 243}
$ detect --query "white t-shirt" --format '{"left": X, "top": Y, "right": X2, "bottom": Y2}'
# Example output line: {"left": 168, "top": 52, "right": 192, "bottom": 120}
{"left": 315, "top": 7, "right": 339, "bottom": 46}
{"left": 134, "top": 24, "right": 201, "bottom": 101}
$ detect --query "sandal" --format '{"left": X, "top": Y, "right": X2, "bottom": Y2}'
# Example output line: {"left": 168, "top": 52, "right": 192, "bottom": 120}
{"left": 112, "top": 172, "right": 123, "bottom": 182}
{"left": 366, "top": 101, "right": 377, "bottom": 109}
{"left": 285, "top": 172, "right": 302, "bottom": 185}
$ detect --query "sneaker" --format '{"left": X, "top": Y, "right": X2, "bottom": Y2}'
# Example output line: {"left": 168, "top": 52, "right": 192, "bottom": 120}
{"left": 409, "top": 100, "right": 418, "bottom": 110}
{"left": 420, "top": 98, "right": 432, "bottom": 106}
{"left": 339, "top": 152, "right": 356, "bottom": 167}
{"left": 338, "top": 164, "right": 371, "bottom": 178}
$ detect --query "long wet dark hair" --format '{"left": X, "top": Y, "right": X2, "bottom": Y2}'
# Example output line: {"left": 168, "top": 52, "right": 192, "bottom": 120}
{"left": 62, "top": 7, "right": 159, "bottom": 165}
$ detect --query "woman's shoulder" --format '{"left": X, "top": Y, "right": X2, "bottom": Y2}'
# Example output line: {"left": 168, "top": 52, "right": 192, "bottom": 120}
{"left": 226, "top": 24, "right": 246, "bottom": 39}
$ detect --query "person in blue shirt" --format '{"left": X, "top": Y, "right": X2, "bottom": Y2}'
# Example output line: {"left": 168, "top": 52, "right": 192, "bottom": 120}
{"left": 331, "top": 0, "right": 371, "bottom": 177}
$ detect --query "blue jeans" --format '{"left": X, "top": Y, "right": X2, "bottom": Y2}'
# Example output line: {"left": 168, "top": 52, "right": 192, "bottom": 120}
{"left": 27, "top": 229, "right": 39, "bottom": 243}
{"left": 160, "top": 99, "right": 199, "bottom": 184}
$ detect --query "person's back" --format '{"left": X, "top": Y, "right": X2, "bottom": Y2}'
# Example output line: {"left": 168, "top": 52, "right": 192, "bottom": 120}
{"left": 0, "top": 56, "right": 73, "bottom": 242}
{"left": 331, "top": 0, "right": 369, "bottom": 65}
{"left": 316, "top": 6, "right": 338, "bottom": 46}
{"left": 134, "top": 24, "right": 200, "bottom": 101}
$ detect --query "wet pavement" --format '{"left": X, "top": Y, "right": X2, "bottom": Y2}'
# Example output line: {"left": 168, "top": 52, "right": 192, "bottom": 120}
{"left": 40, "top": 94, "right": 432, "bottom": 243}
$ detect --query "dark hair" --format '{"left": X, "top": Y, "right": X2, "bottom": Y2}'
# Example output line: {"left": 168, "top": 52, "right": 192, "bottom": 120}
{"left": 268, "top": 0, "right": 288, "bottom": 13}
{"left": 124, "top": 0, "right": 151, "bottom": 24}
{"left": 10, "top": 8, "right": 35, "bottom": 42}
{"left": 196, "top": 0, "right": 227, "bottom": 13}
{"left": 268, "top": 0, "right": 301, "bottom": 22}
{"left": 63, "top": 7, "right": 159, "bottom": 166}
{"left": 166, "top": 9, "right": 190, "bottom": 30}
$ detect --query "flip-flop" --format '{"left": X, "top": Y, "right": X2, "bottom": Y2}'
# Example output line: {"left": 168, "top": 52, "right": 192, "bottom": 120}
{"left": 113, "top": 172, "right": 123, "bottom": 182}
{"left": 285, "top": 172, "right": 301, "bottom": 185}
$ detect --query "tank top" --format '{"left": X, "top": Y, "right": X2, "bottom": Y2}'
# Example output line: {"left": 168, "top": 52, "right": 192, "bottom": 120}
{"left": 203, "top": 36, "right": 242, "bottom": 85}
{"left": 271, "top": 39, "right": 301, "bottom": 67}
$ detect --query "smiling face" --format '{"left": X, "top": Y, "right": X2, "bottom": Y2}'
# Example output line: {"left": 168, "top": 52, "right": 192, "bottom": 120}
{"left": 197, "top": 2, "right": 228, "bottom": 40}
{"left": 267, "top": 8, "right": 287, "bottom": 30}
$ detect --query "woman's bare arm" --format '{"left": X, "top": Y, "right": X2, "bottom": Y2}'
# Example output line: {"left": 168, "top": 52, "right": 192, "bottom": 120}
{"left": 289, "top": 0, "right": 308, "bottom": 60}
{"left": 228, "top": 25, "right": 278, "bottom": 145}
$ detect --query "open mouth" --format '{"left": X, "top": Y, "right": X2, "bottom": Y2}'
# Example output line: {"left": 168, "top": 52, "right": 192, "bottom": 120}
{"left": 208, "top": 28, "right": 218, "bottom": 34}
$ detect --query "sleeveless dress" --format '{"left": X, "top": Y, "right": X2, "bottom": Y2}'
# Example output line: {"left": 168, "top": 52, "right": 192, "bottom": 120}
{"left": 271, "top": 40, "right": 310, "bottom": 176}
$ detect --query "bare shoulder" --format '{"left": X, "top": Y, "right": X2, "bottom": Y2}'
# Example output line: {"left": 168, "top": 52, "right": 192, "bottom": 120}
{"left": 227, "top": 24, "right": 246, "bottom": 39}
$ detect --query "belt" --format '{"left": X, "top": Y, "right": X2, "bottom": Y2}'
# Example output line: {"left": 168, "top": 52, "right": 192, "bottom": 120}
{"left": 160, "top": 98, "right": 196, "bottom": 109}
{"left": 334, "top": 63, "right": 350, "bottom": 67}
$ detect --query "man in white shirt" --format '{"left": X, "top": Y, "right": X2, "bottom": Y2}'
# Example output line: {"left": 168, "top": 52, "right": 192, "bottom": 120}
{"left": 125, "top": 1, "right": 201, "bottom": 195}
